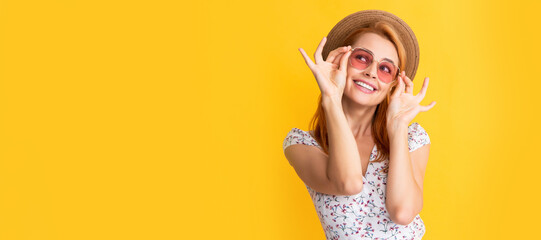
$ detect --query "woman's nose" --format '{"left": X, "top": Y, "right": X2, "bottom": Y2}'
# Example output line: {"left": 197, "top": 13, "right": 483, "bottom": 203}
{"left": 363, "top": 63, "right": 378, "bottom": 79}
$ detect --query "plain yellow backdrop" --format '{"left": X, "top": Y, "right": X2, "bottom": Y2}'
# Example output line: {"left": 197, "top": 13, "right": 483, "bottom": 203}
{"left": 1, "top": 0, "right": 540, "bottom": 239}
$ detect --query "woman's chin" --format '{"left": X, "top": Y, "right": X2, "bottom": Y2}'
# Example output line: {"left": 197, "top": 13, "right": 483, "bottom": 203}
{"left": 343, "top": 95, "right": 379, "bottom": 107}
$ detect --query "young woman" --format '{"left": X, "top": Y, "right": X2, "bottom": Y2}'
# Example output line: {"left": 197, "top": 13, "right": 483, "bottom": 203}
{"left": 283, "top": 10, "right": 436, "bottom": 239}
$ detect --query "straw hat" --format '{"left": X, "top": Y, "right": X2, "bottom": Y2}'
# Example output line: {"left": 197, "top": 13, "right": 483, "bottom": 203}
{"left": 322, "top": 10, "right": 420, "bottom": 81}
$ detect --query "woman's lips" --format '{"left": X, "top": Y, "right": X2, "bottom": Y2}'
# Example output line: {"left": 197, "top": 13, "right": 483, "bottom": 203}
{"left": 353, "top": 79, "right": 377, "bottom": 90}
{"left": 354, "top": 81, "right": 376, "bottom": 94}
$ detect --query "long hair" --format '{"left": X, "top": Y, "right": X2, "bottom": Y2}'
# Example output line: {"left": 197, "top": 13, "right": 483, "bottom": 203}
{"left": 308, "top": 21, "right": 407, "bottom": 174}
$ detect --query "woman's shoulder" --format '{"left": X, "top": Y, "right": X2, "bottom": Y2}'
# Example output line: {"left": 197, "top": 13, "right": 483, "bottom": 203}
{"left": 407, "top": 122, "right": 431, "bottom": 152}
{"left": 282, "top": 128, "right": 321, "bottom": 152}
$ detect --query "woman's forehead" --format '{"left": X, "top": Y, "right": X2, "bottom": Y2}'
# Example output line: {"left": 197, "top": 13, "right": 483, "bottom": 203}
{"left": 352, "top": 33, "right": 399, "bottom": 63}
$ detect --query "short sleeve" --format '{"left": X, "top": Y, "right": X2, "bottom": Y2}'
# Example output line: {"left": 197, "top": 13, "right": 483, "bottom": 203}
{"left": 282, "top": 128, "right": 320, "bottom": 152}
{"left": 407, "top": 122, "right": 431, "bottom": 152}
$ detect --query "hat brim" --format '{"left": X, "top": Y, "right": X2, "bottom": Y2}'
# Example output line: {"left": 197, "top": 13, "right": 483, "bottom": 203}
{"left": 322, "top": 10, "right": 420, "bottom": 81}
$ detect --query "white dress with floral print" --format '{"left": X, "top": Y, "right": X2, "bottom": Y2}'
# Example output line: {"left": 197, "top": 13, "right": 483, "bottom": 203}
{"left": 283, "top": 122, "right": 430, "bottom": 240}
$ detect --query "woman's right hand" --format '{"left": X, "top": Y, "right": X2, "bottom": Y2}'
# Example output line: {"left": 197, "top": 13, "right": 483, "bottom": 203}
{"left": 299, "top": 37, "right": 352, "bottom": 106}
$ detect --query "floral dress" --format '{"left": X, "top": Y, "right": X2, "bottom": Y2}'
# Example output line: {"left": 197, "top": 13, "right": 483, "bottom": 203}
{"left": 282, "top": 122, "right": 431, "bottom": 239}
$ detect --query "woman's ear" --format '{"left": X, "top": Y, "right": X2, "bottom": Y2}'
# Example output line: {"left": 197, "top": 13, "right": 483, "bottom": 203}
{"left": 386, "top": 81, "right": 398, "bottom": 102}
{"left": 389, "top": 81, "right": 398, "bottom": 94}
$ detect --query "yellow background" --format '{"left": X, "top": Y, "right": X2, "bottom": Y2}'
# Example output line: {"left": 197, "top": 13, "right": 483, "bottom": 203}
{"left": 0, "top": 0, "right": 540, "bottom": 239}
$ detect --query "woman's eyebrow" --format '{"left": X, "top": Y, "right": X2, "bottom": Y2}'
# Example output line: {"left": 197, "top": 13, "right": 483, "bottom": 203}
{"left": 363, "top": 47, "right": 396, "bottom": 65}
{"left": 383, "top": 58, "right": 395, "bottom": 65}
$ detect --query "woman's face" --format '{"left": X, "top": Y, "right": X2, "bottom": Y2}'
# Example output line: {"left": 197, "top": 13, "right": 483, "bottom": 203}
{"left": 343, "top": 32, "right": 400, "bottom": 107}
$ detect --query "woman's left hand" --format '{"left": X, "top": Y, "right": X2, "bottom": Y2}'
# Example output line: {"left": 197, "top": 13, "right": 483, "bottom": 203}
{"left": 386, "top": 71, "right": 436, "bottom": 131}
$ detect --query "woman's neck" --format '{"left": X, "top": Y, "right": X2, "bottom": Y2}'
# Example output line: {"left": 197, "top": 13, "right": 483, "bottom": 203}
{"left": 341, "top": 98, "right": 377, "bottom": 139}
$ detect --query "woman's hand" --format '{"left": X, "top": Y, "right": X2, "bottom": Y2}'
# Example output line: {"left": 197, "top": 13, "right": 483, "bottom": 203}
{"left": 386, "top": 71, "right": 437, "bottom": 132}
{"left": 298, "top": 37, "right": 352, "bottom": 106}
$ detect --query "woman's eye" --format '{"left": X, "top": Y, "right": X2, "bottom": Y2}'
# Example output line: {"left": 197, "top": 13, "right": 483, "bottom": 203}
{"left": 356, "top": 55, "right": 368, "bottom": 62}
{"left": 380, "top": 65, "right": 391, "bottom": 73}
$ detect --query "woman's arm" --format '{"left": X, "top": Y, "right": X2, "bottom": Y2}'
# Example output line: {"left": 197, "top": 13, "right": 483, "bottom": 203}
{"left": 385, "top": 125, "right": 430, "bottom": 225}
{"left": 384, "top": 72, "right": 435, "bottom": 225}
{"left": 297, "top": 37, "right": 364, "bottom": 195}
{"left": 322, "top": 97, "right": 364, "bottom": 195}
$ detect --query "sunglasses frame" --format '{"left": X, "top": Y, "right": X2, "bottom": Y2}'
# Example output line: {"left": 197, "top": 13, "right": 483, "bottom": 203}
{"left": 348, "top": 47, "right": 401, "bottom": 83}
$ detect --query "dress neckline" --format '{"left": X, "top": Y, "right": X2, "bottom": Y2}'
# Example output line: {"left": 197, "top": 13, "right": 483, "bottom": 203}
{"left": 307, "top": 129, "right": 377, "bottom": 181}
{"left": 362, "top": 144, "right": 377, "bottom": 181}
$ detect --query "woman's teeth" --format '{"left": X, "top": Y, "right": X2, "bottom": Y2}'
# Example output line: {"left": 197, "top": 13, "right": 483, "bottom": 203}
{"left": 354, "top": 81, "right": 374, "bottom": 91}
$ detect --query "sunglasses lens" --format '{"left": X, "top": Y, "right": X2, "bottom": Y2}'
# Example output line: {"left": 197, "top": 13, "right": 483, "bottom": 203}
{"left": 377, "top": 61, "right": 398, "bottom": 83}
{"left": 350, "top": 49, "right": 372, "bottom": 70}
{"left": 349, "top": 48, "right": 398, "bottom": 84}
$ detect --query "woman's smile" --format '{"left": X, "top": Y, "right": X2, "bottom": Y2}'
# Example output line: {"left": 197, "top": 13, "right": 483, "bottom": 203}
{"left": 353, "top": 80, "right": 377, "bottom": 94}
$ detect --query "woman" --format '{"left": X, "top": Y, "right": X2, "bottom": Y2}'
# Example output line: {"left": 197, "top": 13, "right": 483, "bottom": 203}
{"left": 283, "top": 10, "right": 436, "bottom": 239}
